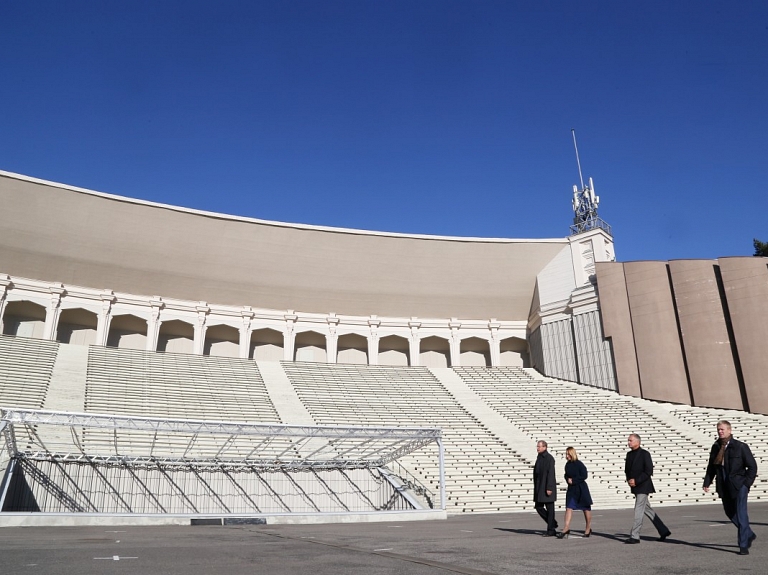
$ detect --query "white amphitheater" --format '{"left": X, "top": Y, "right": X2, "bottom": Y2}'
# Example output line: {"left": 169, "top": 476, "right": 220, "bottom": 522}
{"left": 0, "top": 169, "right": 766, "bottom": 525}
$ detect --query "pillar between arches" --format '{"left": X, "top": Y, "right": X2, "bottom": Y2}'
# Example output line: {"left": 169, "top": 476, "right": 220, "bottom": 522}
{"left": 0, "top": 275, "right": 12, "bottom": 334}
{"left": 240, "top": 308, "right": 254, "bottom": 359}
{"left": 43, "top": 286, "right": 66, "bottom": 341}
{"left": 283, "top": 311, "right": 297, "bottom": 361}
{"left": 145, "top": 297, "right": 164, "bottom": 352}
{"left": 367, "top": 316, "right": 381, "bottom": 365}
{"left": 193, "top": 304, "right": 209, "bottom": 355}
{"left": 95, "top": 292, "right": 115, "bottom": 346}
{"left": 489, "top": 319, "right": 501, "bottom": 366}
{"left": 326, "top": 314, "right": 339, "bottom": 364}
{"left": 449, "top": 318, "right": 461, "bottom": 367}
{"left": 409, "top": 319, "right": 421, "bottom": 367}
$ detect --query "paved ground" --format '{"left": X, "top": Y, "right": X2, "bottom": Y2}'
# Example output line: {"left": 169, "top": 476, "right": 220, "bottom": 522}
{"left": 1, "top": 502, "right": 766, "bottom": 574}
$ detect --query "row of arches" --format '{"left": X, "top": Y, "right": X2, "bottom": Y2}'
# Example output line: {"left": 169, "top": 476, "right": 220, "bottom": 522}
{"left": 1, "top": 300, "right": 529, "bottom": 367}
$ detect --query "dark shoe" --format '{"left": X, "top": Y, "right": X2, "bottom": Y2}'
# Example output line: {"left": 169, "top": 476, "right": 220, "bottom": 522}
{"left": 556, "top": 530, "right": 570, "bottom": 539}
{"left": 624, "top": 538, "right": 640, "bottom": 544}
{"left": 739, "top": 547, "right": 749, "bottom": 555}
{"left": 748, "top": 533, "right": 757, "bottom": 548}
{"left": 542, "top": 531, "right": 557, "bottom": 537}
{"left": 658, "top": 530, "right": 671, "bottom": 542}
{"left": 583, "top": 530, "right": 591, "bottom": 538}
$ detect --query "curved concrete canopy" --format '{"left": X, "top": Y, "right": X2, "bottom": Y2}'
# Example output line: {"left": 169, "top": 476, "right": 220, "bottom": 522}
{"left": 0, "top": 171, "right": 567, "bottom": 320}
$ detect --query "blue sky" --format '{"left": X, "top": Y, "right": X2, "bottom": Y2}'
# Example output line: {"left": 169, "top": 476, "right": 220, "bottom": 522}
{"left": 1, "top": 1, "right": 766, "bottom": 262}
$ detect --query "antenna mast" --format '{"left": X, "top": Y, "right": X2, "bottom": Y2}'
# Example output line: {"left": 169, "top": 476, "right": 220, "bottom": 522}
{"left": 572, "top": 129, "right": 585, "bottom": 190}
{"left": 569, "top": 130, "right": 611, "bottom": 237}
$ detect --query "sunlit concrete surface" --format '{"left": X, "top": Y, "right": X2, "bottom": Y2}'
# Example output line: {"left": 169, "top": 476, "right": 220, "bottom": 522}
{"left": 1, "top": 502, "right": 766, "bottom": 574}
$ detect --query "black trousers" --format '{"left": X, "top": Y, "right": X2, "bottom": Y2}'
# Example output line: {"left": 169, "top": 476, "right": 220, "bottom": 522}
{"left": 535, "top": 501, "right": 558, "bottom": 533}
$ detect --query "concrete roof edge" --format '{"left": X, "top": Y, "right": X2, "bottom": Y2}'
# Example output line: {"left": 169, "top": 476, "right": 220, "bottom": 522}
{"left": 0, "top": 169, "right": 568, "bottom": 245}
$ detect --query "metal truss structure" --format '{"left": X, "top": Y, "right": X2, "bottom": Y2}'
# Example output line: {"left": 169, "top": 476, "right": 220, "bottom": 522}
{"left": 569, "top": 129, "right": 612, "bottom": 237}
{"left": 570, "top": 178, "right": 612, "bottom": 236}
{"left": 0, "top": 407, "right": 445, "bottom": 512}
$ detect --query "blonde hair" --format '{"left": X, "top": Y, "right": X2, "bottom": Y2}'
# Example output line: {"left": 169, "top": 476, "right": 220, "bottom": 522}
{"left": 566, "top": 446, "right": 579, "bottom": 461}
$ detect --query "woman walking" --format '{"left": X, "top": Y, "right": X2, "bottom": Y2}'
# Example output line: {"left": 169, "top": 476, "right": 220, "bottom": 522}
{"left": 557, "top": 446, "right": 593, "bottom": 538}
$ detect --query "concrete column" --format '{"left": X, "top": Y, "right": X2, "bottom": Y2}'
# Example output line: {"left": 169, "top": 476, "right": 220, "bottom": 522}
{"left": 449, "top": 318, "right": 461, "bottom": 367}
{"left": 193, "top": 303, "right": 209, "bottom": 355}
{"left": 145, "top": 297, "right": 164, "bottom": 352}
{"left": 283, "top": 311, "right": 297, "bottom": 361}
{"left": 96, "top": 292, "right": 117, "bottom": 345}
{"left": 367, "top": 316, "right": 380, "bottom": 365}
{"left": 239, "top": 308, "right": 254, "bottom": 359}
{"left": 409, "top": 319, "right": 421, "bottom": 367}
{"left": 488, "top": 319, "right": 501, "bottom": 367}
{"left": 95, "top": 292, "right": 115, "bottom": 347}
{"left": 43, "top": 286, "right": 66, "bottom": 340}
{"left": 326, "top": 314, "right": 339, "bottom": 364}
{"left": 0, "top": 275, "right": 12, "bottom": 334}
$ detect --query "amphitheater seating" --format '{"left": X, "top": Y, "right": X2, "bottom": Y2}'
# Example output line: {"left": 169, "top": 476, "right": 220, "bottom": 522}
{"left": 0, "top": 334, "right": 58, "bottom": 409}
{"left": 667, "top": 406, "right": 768, "bottom": 502}
{"left": 83, "top": 346, "right": 281, "bottom": 459}
{"left": 85, "top": 346, "right": 278, "bottom": 422}
{"left": 452, "top": 366, "right": 720, "bottom": 507}
{"left": 5, "top": 335, "right": 766, "bottom": 516}
{"left": 280, "top": 361, "right": 535, "bottom": 513}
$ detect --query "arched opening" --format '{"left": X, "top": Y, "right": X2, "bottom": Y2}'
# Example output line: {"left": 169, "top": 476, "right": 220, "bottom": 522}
{"left": 419, "top": 336, "right": 450, "bottom": 368}
{"left": 2, "top": 300, "right": 46, "bottom": 338}
{"left": 460, "top": 337, "right": 491, "bottom": 367}
{"left": 250, "top": 328, "right": 284, "bottom": 361}
{"left": 157, "top": 319, "right": 194, "bottom": 354}
{"left": 337, "top": 333, "right": 368, "bottom": 365}
{"left": 500, "top": 336, "right": 529, "bottom": 367}
{"left": 107, "top": 314, "right": 147, "bottom": 350}
{"left": 57, "top": 308, "right": 97, "bottom": 345}
{"left": 294, "top": 330, "right": 327, "bottom": 363}
{"left": 379, "top": 335, "right": 410, "bottom": 366}
{"left": 204, "top": 324, "right": 239, "bottom": 358}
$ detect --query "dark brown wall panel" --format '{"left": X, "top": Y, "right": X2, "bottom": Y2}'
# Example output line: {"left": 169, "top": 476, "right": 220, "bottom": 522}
{"left": 719, "top": 257, "right": 768, "bottom": 415}
{"left": 595, "top": 262, "right": 641, "bottom": 397}
{"left": 669, "top": 260, "right": 743, "bottom": 410}
{"left": 623, "top": 261, "right": 691, "bottom": 405}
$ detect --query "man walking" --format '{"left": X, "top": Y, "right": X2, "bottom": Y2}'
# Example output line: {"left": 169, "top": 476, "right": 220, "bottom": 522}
{"left": 624, "top": 433, "right": 671, "bottom": 544}
{"left": 703, "top": 420, "right": 757, "bottom": 555}
{"left": 533, "top": 440, "right": 558, "bottom": 536}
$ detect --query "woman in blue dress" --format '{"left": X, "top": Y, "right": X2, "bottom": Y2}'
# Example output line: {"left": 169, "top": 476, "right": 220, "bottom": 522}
{"left": 557, "top": 446, "right": 593, "bottom": 538}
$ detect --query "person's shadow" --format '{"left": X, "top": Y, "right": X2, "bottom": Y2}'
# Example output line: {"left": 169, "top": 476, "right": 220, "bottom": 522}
{"left": 495, "top": 529, "right": 741, "bottom": 554}
{"left": 495, "top": 528, "right": 545, "bottom": 536}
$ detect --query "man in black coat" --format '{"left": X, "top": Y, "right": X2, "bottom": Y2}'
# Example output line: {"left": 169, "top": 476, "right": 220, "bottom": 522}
{"left": 703, "top": 420, "right": 758, "bottom": 555}
{"left": 624, "top": 433, "right": 671, "bottom": 544}
{"left": 533, "top": 440, "right": 558, "bottom": 536}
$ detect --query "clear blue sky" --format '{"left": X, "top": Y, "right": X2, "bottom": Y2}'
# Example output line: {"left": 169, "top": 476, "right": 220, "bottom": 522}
{"left": 1, "top": 1, "right": 766, "bottom": 262}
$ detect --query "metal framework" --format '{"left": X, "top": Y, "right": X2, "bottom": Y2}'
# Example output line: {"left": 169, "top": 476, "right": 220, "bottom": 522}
{"left": 569, "top": 129, "right": 612, "bottom": 237}
{"left": 0, "top": 408, "right": 446, "bottom": 512}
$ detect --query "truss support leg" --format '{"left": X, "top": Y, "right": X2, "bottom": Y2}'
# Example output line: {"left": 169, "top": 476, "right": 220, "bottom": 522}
{"left": 437, "top": 438, "right": 446, "bottom": 511}
{"left": 0, "top": 458, "right": 17, "bottom": 511}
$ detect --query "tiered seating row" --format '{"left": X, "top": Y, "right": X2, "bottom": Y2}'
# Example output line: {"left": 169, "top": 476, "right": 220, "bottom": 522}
{"left": 85, "top": 346, "right": 279, "bottom": 422}
{"left": 280, "top": 361, "right": 535, "bottom": 513}
{"left": 0, "top": 334, "right": 58, "bottom": 409}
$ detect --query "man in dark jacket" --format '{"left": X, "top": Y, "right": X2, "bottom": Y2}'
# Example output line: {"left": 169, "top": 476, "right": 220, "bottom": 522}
{"left": 624, "top": 433, "right": 671, "bottom": 544}
{"left": 533, "top": 440, "right": 558, "bottom": 536}
{"left": 703, "top": 420, "right": 758, "bottom": 555}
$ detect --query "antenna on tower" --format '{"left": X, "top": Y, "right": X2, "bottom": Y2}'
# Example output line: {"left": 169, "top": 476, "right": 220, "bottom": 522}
{"left": 568, "top": 130, "right": 612, "bottom": 237}
{"left": 572, "top": 129, "right": 585, "bottom": 191}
